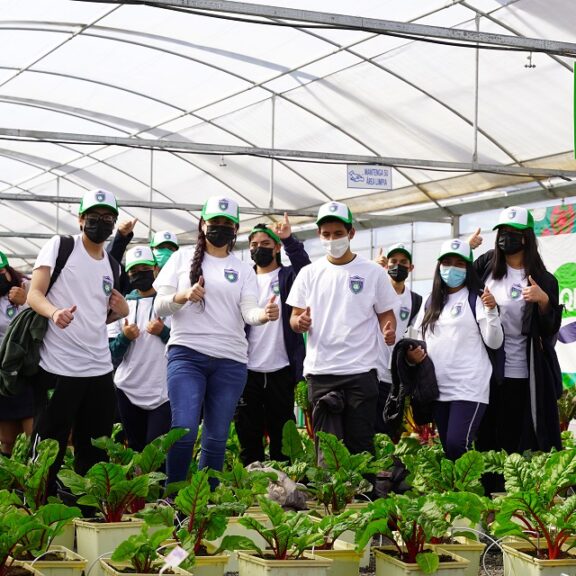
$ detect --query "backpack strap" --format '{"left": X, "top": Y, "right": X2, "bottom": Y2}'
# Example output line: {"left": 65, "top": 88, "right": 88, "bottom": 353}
{"left": 408, "top": 291, "right": 422, "bottom": 326}
{"left": 46, "top": 235, "right": 74, "bottom": 295}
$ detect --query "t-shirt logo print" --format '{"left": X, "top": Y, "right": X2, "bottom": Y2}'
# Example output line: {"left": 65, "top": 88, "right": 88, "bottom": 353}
{"left": 510, "top": 283, "right": 522, "bottom": 300}
{"left": 96, "top": 192, "right": 105, "bottom": 203}
{"left": 224, "top": 268, "right": 239, "bottom": 283}
{"left": 450, "top": 303, "right": 463, "bottom": 317}
{"left": 6, "top": 306, "right": 16, "bottom": 319}
{"left": 218, "top": 199, "right": 229, "bottom": 211}
{"left": 399, "top": 306, "right": 409, "bottom": 321}
{"left": 271, "top": 280, "right": 280, "bottom": 295}
{"left": 102, "top": 275, "right": 113, "bottom": 296}
{"left": 349, "top": 275, "right": 364, "bottom": 294}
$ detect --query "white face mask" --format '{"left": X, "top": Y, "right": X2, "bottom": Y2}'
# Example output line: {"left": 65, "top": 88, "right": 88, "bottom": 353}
{"left": 321, "top": 236, "right": 350, "bottom": 259}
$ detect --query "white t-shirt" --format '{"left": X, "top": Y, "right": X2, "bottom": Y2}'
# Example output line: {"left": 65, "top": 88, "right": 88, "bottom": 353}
{"left": 413, "top": 288, "right": 500, "bottom": 404}
{"left": 108, "top": 294, "right": 170, "bottom": 410}
{"left": 378, "top": 286, "right": 415, "bottom": 383}
{"left": 153, "top": 248, "right": 259, "bottom": 363}
{"left": 485, "top": 267, "right": 528, "bottom": 379}
{"left": 33, "top": 235, "right": 117, "bottom": 377}
{"left": 247, "top": 268, "right": 289, "bottom": 373}
{"left": 286, "top": 255, "right": 397, "bottom": 377}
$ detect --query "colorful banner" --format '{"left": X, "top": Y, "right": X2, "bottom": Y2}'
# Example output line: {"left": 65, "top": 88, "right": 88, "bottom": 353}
{"left": 534, "top": 204, "right": 576, "bottom": 387}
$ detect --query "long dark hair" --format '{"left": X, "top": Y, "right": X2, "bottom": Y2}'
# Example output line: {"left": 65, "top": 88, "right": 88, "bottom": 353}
{"left": 491, "top": 227, "right": 547, "bottom": 281}
{"left": 421, "top": 260, "right": 483, "bottom": 337}
{"left": 189, "top": 218, "right": 238, "bottom": 286}
{"left": 3, "top": 265, "right": 24, "bottom": 288}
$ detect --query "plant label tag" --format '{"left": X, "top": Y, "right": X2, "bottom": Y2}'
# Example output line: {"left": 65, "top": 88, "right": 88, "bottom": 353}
{"left": 161, "top": 546, "right": 188, "bottom": 572}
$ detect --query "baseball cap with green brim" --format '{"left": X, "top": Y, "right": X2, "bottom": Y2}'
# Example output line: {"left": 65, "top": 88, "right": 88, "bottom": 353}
{"left": 79, "top": 189, "right": 119, "bottom": 216}
{"left": 316, "top": 201, "right": 353, "bottom": 226}
{"left": 493, "top": 206, "right": 534, "bottom": 231}
{"left": 125, "top": 246, "right": 156, "bottom": 272}
{"left": 386, "top": 243, "right": 412, "bottom": 262}
{"left": 150, "top": 230, "right": 179, "bottom": 249}
{"left": 438, "top": 238, "right": 472, "bottom": 263}
{"left": 201, "top": 197, "right": 240, "bottom": 224}
{"left": 0, "top": 251, "right": 8, "bottom": 269}
{"left": 249, "top": 226, "right": 281, "bottom": 244}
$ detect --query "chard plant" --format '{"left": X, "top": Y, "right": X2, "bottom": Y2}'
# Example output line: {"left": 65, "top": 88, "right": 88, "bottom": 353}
{"left": 58, "top": 461, "right": 158, "bottom": 522}
{"left": 272, "top": 420, "right": 315, "bottom": 484}
{"left": 307, "top": 508, "right": 364, "bottom": 550}
{"left": 236, "top": 496, "right": 324, "bottom": 560}
{"left": 356, "top": 493, "right": 454, "bottom": 574}
{"left": 491, "top": 449, "right": 576, "bottom": 559}
{"left": 107, "top": 524, "right": 174, "bottom": 573}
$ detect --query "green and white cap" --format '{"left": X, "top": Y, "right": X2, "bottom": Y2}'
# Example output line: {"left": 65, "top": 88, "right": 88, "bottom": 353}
{"left": 150, "top": 230, "right": 179, "bottom": 249}
{"left": 316, "top": 201, "right": 353, "bottom": 226}
{"left": 125, "top": 246, "right": 156, "bottom": 271}
{"left": 0, "top": 250, "right": 8, "bottom": 269}
{"left": 438, "top": 238, "right": 472, "bottom": 263}
{"left": 201, "top": 196, "right": 240, "bottom": 224}
{"left": 386, "top": 243, "right": 412, "bottom": 262}
{"left": 249, "top": 226, "right": 281, "bottom": 244}
{"left": 79, "top": 189, "right": 119, "bottom": 215}
{"left": 493, "top": 206, "right": 534, "bottom": 230}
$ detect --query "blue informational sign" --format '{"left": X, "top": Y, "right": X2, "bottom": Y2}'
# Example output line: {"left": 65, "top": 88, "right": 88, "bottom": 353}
{"left": 346, "top": 165, "right": 392, "bottom": 190}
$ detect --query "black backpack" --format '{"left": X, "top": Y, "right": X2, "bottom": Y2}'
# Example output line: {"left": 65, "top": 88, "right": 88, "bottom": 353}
{"left": 0, "top": 236, "right": 119, "bottom": 396}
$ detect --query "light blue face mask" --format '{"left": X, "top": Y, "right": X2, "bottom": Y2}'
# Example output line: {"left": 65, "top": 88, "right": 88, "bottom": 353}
{"left": 440, "top": 265, "right": 467, "bottom": 288}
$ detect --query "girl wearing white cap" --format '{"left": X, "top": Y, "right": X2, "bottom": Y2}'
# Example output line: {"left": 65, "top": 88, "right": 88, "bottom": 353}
{"left": 472, "top": 206, "right": 563, "bottom": 460}
{"left": 408, "top": 239, "right": 503, "bottom": 460}
{"left": 153, "top": 197, "right": 279, "bottom": 485}
{"left": 108, "top": 246, "right": 171, "bottom": 452}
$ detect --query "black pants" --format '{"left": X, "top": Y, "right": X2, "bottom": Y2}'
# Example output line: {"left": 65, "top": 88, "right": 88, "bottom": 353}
{"left": 235, "top": 366, "right": 295, "bottom": 465}
{"left": 33, "top": 368, "right": 116, "bottom": 494}
{"left": 434, "top": 400, "right": 487, "bottom": 461}
{"left": 307, "top": 370, "right": 378, "bottom": 455}
{"left": 115, "top": 388, "right": 172, "bottom": 453}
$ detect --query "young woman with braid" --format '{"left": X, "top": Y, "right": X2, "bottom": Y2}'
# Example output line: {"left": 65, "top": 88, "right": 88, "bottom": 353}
{"left": 153, "top": 197, "right": 279, "bottom": 485}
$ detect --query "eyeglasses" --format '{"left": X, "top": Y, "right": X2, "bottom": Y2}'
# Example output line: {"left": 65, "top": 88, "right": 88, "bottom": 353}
{"left": 85, "top": 214, "right": 117, "bottom": 225}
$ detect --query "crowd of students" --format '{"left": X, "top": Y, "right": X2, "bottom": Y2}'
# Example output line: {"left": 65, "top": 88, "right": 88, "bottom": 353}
{"left": 0, "top": 190, "right": 563, "bottom": 494}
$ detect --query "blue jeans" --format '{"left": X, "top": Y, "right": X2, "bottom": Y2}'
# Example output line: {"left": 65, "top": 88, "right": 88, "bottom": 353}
{"left": 166, "top": 345, "right": 247, "bottom": 484}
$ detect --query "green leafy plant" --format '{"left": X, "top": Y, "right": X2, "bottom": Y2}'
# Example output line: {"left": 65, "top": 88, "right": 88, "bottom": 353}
{"left": 356, "top": 493, "right": 456, "bottom": 573}
{"left": 307, "top": 508, "right": 364, "bottom": 550}
{"left": 272, "top": 420, "right": 315, "bottom": 483}
{"left": 491, "top": 449, "right": 576, "bottom": 559}
{"left": 294, "top": 380, "right": 314, "bottom": 439}
{"left": 558, "top": 386, "right": 576, "bottom": 432}
{"left": 236, "top": 496, "right": 324, "bottom": 560}
{"left": 106, "top": 524, "right": 174, "bottom": 573}
{"left": 58, "top": 461, "right": 158, "bottom": 522}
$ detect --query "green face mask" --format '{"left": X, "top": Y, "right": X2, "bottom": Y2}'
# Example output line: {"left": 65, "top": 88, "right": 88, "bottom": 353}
{"left": 153, "top": 247, "right": 174, "bottom": 269}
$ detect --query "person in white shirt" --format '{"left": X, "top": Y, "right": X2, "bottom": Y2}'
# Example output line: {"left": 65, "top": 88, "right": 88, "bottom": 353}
{"left": 408, "top": 238, "right": 503, "bottom": 460}
{"left": 374, "top": 243, "right": 422, "bottom": 438}
{"left": 153, "top": 196, "right": 279, "bottom": 485}
{"left": 0, "top": 251, "right": 32, "bottom": 455}
{"left": 27, "top": 189, "right": 129, "bottom": 493}
{"left": 287, "top": 201, "right": 397, "bottom": 455}
{"left": 108, "top": 246, "right": 171, "bottom": 452}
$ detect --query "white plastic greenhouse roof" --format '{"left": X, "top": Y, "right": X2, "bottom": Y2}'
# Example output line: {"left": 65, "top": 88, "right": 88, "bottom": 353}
{"left": 1, "top": 0, "right": 576, "bottom": 268}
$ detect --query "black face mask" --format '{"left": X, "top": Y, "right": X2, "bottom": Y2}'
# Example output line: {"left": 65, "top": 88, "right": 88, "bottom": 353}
{"left": 130, "top": 270, "right": 155, "bottom": 292}
{"left": 0, "top": 275, "right": 10, "bottom": 297}
{"left": 250, "top": 247, "right": 275, "bottom": 268}
{"left": 83, "top": 220, "right": 115, "bottom": 244}
{"left": 388, "top": 264, "right": 409, "bottom": 283}
{"left": 497, "top": 231, "right": 524, "bottom": 255}
{"left": 206, "top": 225, "right": 236, "bottom": 248}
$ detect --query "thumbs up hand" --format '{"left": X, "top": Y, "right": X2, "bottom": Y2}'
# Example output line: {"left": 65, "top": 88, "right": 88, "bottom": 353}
{"left": 262, "top": 294, "right": 280, "bottom": 322}
{"left": 468, "top": 227, "right": 483, "bottom": 250}
{"left": 274, "top": 212, "right": 291, "bottom": 240}
{"left": 296, "top": 306, "right": 312, "bottom": 333}
{"left": 53, "top": 305, "right": 77, "bottom": 329}
{"left": 374, "top": 247, "right": 387, "bottom": 268}
{"left": 522, "top": 275, "right": 548, "bottom": 306}
{"left": 383, "top": 320, "right": 396, "bottom": 345}
{"left": 480, "top": 284, "right": 497, "bottom": 310}
{"left": 189, "top": 275, "right": 206, "bottom": 303}
{"left": 122, "top": 318, "right": 140, "bottom": 340}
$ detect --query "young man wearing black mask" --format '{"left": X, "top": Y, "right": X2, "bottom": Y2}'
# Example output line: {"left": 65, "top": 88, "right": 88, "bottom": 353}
{"left": 235, "top": 213, "right": 311, "bottom": 465}
{"left": 28, "top": 189, "right": 129, "bottom": 493}
{"left": 108, "top": 245, "right": 171, "bottom": 452}
{"left": 374, "top": 243, "right": 422, "bottom": 436}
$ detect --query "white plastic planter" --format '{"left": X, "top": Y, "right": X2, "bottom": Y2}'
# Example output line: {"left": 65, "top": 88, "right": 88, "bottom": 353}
{"left": 502, "top": 543, "right": 576, "bottom": 576}
{"left": 100, "top": 558, "right": 193, "bottom": 575}
{"left": 237, "top": 551, "right": 332, "bottom": 576}
{"left": 50, "top": 520, "right": 76, "bottom": 551}
{"left": 430, "top": 536, "right": 486, "bottom": 576}
{"left": 11, "top": 545, "right": 86, "bottom": 576}
{"left": 74, "top": 517, "right": 144, "bottom": 576}
{"left": 373, "top": 545, "right": 469, "bottom": 576}
{"left": 192, "top": 551, "right": 229, "bottom": 576}
{"left": 311, "top": 539, "right": 362, "bottom": 576}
